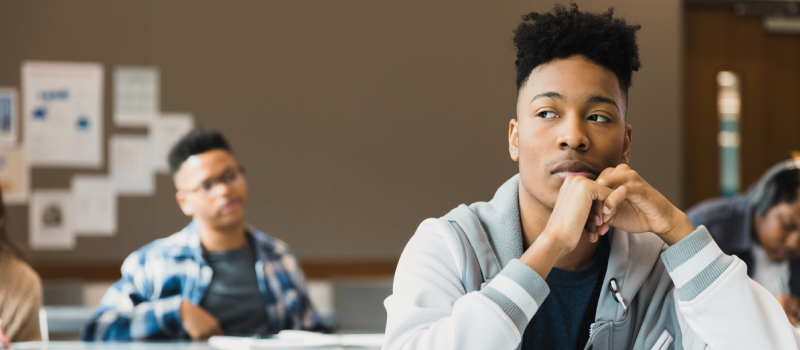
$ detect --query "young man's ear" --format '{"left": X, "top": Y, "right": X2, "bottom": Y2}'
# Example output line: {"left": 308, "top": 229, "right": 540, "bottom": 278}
{"left": 621, "top": 124, "right": 633, "bottom": 164}
{"left": 176, "top": 191, "right": 194, "bottom": 216}
{"left": 509, "top": 119, "right": 520, "bottom": 161}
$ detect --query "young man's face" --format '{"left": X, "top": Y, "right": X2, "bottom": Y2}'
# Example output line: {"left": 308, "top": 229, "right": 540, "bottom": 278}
{"left": 755, "top": 200, "right": 800, "bottom": 262}
{"left": 174, "top": 149, "right": 248, "bottom": 231}
{"left": 510, "top": 54, "right": 632, "bottom": 210}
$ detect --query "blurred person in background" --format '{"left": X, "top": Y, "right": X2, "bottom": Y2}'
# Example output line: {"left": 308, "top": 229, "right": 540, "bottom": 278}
{"left": 82, "top": 129, "right": 324, "bottom": 341}
{"left": 0, "top": 187, "right": 43, "bottom": 344}
{"left": 688, "top": 153, "right": 800, "bottom": 324}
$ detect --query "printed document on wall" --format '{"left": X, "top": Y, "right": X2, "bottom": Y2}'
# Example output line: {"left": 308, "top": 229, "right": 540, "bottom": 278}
{"left": 151, "top": 113, "right": 194, "bottom": 173}
{"left": 111, "top": 135, "right": 154, "bottom": 196}
{"left": 22, "top": 62, "right": 103, "bottom": 168}
{"left": 72, "top": 175, "right": 116, "bottom": 236}
{"left": 0, "top": 88, "right": 19, "bottom": 148}
{"left": 0, "top": 148, "right": 29, "bottom": 204}
{"left": 29, "top": 190, "right": 74, "bottom": 251}
{"left": 114, "top": 67, "right": 159, "bottom": 127}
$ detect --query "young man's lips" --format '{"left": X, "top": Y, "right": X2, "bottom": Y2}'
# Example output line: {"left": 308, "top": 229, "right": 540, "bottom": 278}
{"left": 221, "top": 200, "right": 241, "bottom": 213}
{"left": 551, "top": 161, "right": 598, "bottom": 180}
{"left": 553, "top": 171, "right": 598, "bottom": 180}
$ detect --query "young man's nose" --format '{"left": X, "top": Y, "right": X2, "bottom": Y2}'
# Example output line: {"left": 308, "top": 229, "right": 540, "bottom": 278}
{"left": 556, "top": 114, "right": 590, "bottom": 151}
{"left": 786, "top": 231, "right": 800, "bottom": 252}
{"left": 208, "top": 181, "right": 234, "bottom": 198}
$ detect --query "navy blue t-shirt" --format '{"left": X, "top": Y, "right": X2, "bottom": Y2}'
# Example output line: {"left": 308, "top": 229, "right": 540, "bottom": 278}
{"left": 521, "top": 236, "right": 610, "bottom": 350}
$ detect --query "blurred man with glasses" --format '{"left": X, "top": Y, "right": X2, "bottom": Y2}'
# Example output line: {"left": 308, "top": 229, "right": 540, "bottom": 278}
{"left": 83, "top": 129, "right": 324, "bottom": 341}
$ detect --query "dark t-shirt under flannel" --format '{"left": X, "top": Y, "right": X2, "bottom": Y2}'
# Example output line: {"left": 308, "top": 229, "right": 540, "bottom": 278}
{"left": 201, "top": 238, "right": 271, "bottom": 337}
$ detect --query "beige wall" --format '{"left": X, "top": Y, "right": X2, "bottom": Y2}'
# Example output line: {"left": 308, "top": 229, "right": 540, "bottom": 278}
{"left": 0, "top": 0, "right": 681, "bottom": 264}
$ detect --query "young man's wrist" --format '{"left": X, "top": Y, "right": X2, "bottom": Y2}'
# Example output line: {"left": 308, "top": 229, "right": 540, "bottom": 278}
{"left": 659, "top": 211, "right": 695, "bottom": 246}
{"left": 519, "top": 232, "right": 568, "bottom": 280}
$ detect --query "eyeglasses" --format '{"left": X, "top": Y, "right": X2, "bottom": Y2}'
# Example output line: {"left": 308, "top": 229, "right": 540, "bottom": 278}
{"left": 181, "top": 165, "right": 246, "bottom": 196}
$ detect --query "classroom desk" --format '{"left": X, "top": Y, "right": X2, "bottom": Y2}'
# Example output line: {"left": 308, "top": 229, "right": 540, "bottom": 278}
{"left": 13, "top": 343, "right": 214, "bottom": 350}
{"left": 12, "top": 342, "right": 381, "bottom": 350}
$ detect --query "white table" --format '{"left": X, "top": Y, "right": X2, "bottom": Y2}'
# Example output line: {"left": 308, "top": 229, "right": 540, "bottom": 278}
{"left": 13, "top": 342, "right": 381, "bottom": 350}
{"left": 13, "top": 342, "right": 215, "bottom": 350}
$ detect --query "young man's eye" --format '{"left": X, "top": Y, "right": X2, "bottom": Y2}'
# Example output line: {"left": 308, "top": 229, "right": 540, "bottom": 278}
{"left": 588, "top": 114, "right": 610, "bottom": 123}
{"left": 537, "top": 111, "right": 558, "bottom": 119}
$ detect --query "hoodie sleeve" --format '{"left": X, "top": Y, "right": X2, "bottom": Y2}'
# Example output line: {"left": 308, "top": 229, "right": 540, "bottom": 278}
{"left": 383, "top": 218, "right": 549, "bottom": 350}
{"left": 661, "top": 225, "right": 800, "bottom": 349}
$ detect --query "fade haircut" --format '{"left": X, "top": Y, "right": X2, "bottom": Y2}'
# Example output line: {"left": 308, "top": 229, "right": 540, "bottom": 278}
{"left": 168, "top": 128, "right": 232, "bottom": 175}
{"left": 513, "top": 4, "right": 641, "bottom": 98}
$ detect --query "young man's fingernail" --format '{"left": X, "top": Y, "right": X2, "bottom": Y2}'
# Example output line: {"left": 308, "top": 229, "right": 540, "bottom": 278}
{"left": 603, "top": 206, "right": 610, "bottom": 214}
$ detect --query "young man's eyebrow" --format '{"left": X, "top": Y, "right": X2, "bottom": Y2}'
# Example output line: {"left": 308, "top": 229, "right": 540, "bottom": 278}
{"left": 531, "top": 91, "right": 564, "bottom": 103}
{"left": 587, "top": 95, "right": 620, "bottom": 112}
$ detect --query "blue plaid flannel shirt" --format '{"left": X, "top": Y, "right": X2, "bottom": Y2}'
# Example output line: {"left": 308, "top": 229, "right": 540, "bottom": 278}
{"left": 81, "top": 222, "right": 324, "bottom": 340}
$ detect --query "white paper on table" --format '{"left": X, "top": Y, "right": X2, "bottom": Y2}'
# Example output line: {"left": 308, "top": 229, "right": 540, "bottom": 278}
{"left": 151, "top": 113, "right": 194, "bottom": 173}
{"left": 114, "top": 67, "right": 159, "bottom": 127}
{"left": 110, "top": 135, "right": 154, "bottom": 196}
{"left": 339, "top": 333, "right": 385, "bottom": 347}
{"left": 22, "top": 61, "right": 103, "bottom": 168}
{"left": 29, "top": 190, "right": 74, "bottom": 251}
{"left": 0, "top": 148, "right": 29, "bottom": 204}
{"left": 209, "top": 331, "right": 385, "bottom": 349}
{"left": 0, "top": 88, "right": 19, "bottom": 148}
{"left": 72, "top": 175, "right": 117, "bottom": 236}
{"left": 209, "top": 332, "right": 338, "bottom": 349}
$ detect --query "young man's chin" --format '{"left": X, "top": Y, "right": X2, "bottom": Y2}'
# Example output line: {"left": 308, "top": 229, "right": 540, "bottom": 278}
{"left": 210, "top": 213, "right": 246, "bottom": 233}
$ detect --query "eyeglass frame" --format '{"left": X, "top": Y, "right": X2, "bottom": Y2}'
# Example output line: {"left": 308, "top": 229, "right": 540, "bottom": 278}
{"left": 178, "top": 165, "right": 246, "bottom": 196}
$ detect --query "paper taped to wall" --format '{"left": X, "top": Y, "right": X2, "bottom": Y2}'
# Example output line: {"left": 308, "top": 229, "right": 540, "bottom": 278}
{"left": 72, "top": 175, "right": 117, "bottom": 236}
{"left": 0, "top": 148, "right": 29, "bottom": 204}
{"left": 151, "top": 113, "right": 194, "bottom": 173}
{"left": 22, "top": 61, "right": 104, "bottom": 168}
{"left": 110, "top": 135, "right": 154, "bottom": 196}
{"left": 29, "top": 190, "right": 74, "bottom": 251}
{"left": 0, "top": 88, "right": 19, "bottom": 148}
{"left": 114, "top": 66, "right": 159, "bottom": 127}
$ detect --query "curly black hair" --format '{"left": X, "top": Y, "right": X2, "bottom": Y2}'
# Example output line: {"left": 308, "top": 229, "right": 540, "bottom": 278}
{"left": 168, "top": 128, "right": 232, "bottom": 175}
{"left": 513, "top": 4, "right": 641, "bottom": 96}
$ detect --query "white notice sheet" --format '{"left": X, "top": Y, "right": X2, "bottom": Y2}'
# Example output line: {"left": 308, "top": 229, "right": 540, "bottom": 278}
{"left": 72, "top": 176, "right": 117, "bottom": 236}
{"left": 151, "top": 113, "right": 194, "bottom": 173}
{"left": 110, "top": 135, "right": 154, "bottom": 196}
{"left": 0, "top": 148, "right": 29, "bottom": 204}
{"left": 0, "top": 88, "right": 19, "bottom": 148}
{"left": 22, "top": 61, "right": 103, "bottom": 168}
{"left": 114, "top": 67, "right": 159, "bottom": 127}
{"left": 29, "top": 190, "right": 74, "bottom": 251}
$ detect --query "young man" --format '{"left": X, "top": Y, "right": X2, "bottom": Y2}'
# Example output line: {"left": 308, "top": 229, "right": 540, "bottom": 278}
{"left": 688, "top": 154, "right": 800, "bottom": 323}
{"left": 383, "top": 5, "right": 800, "bottom": 350}
{"left": 83, "top": 129, "right": 323, "bottom": 340}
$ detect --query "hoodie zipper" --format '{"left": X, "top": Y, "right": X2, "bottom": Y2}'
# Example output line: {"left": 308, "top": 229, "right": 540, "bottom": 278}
{"left": 586, "top": 321, "right": 611, "bottom": 349}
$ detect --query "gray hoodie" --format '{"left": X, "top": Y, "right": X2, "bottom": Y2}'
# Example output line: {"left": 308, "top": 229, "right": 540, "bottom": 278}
{"left": 384, "top": 174, "right": 800, "bottom": 350}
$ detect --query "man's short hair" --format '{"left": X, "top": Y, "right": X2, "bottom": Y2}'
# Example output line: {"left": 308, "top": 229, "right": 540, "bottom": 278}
{"left": 168, "top": 128, "right": 232, "bottom": 175}
{"left": 513, "top": 4, "right": 641, "bottom": 96}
